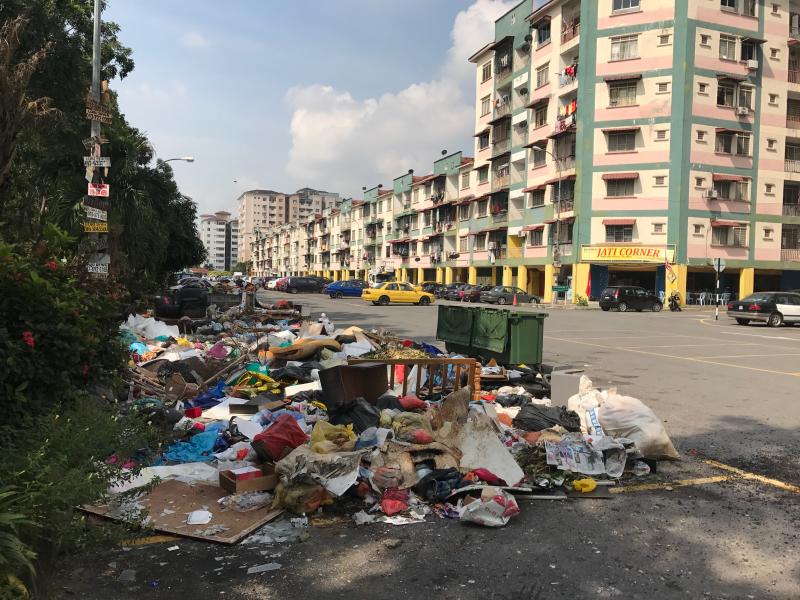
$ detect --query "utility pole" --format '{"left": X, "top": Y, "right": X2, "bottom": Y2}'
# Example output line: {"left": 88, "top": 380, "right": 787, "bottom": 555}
{"left": 90, "top": 0, "right": 101, "bottom": 139}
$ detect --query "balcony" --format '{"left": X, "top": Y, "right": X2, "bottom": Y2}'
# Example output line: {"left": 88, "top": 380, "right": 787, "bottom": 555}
{"left": 790, "top": 70, "right": 800, "bottom": 84}
{"left": 492, "top": 137, "right": 511, "bottom": 156}
{"left": 493, "top": 102, "right": 512, "bottom": 120}
{"left": 783, "top": 203, "right": 800, "bottom": 216}
{"left": 785, "top": 158, "right": 800, "bottom": 173}
{"left": 788, "top": 114, "right": 800, "bottom": 129}
{"left": 561, "top": 20, "right": 580, "bottom": 45}
{"left": 555, "top": 198, "right": 575, "bottom": 213}
{"left": 555, "top": 154, "right": 576, "bottom": 170}
{"left": 559, "top": 72, "right": 578, "bottom": 88}
{"left": 781, "top": 248, "right": 800, "bottom": 261}
{"left": 491, "top": 212, "right": 508, "bottom": 224}
{"left": 492, "top": 173, "right": 510, "bottom": 191}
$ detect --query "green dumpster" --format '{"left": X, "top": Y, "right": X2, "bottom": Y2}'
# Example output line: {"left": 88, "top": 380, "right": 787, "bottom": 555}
{"left": 436, "top": 305, "right": 547, "bottom": 365}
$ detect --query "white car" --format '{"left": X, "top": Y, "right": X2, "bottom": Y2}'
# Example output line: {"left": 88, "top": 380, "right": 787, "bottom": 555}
{"left": 266, "top": 278, "right": 280, "bottom": 290}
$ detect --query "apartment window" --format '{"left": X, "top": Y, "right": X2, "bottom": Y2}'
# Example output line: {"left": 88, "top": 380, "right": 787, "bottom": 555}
{"left": 712, "top": 225, "right": 747, "bottom": 247}
{"left": 608, "top": 131, "right": 636, "bottom": 152}
{"left": 477, "top": 165, "right": 489, "bottom": 184}
{"left": 655, "top": 129, "right": 668, "bottom": 141}
{"left": 423, "top": 210, "right": 432, "bottom": 227}
{"left": 770, "top": 48, "right": 780, "bottom": 59}
{"left": 474, "top": 234, "right": 487, "bottom": 251}
{"left": 536, "top": 20, "right": 551, "bottom": 46}
{"left": 700, "top": 34, "right": 712, "bottom": 46}
{"left": 714, "top": 178, "right": 749, "bottom": 200}
{"left": 458, "top": 204, "right": 471, "bottom": 221}
{"left": 477, "top": 199, "right": 488, "bottom": 217}
{"left": 736, "top": 132, "right": 751, "bottom": 156}
{"left": 716, "top": 131, "right": 734, "bottom": 154}
{"left": 738, "top": 86, "right": 753, "bottom": 109}
{"left": 693, "top": 223, "right": 704, "bottom": 235}
{"left": 613, "top": 0, "right": 640, "bottom": 12}
{"left": 611, "top": 35, "right": 639, "bottom": 61}
{"left": 717, "top": 82, "right": 735, "bottom": 107}
{"left": 609, "top": 80, "right": 637, "bottom": 107}
{"left": 773, "top": 3, "right": 780, "bottom": 14}
{"left": 459, "top": 236, "right": 468, "bottom": 253}
{"left": 720, "top": 0, "right": 736, "bottom": 10}
{"left": 534, "top": 103, "right": 548, "bottom": 127}
{"left": 481, "top": 61, "right": 492, "bottom": 82}
{"left": 657, "top": 82, "right": 669, "bottom": 93}
{"left": 769, "top": 93, "right": 779, "bottom": 105}
{"left": 528, "top": 229, "right": 544, "bottom": 246}
{"left": 659, "top": 34, "right": 671, "bottom": 46}
{"left": 529, "top": 189, "right": 546, "bottom": 207}
{"left": 606, "top": 178, "right": 635, "bottom": 197}
{"left": 765, "top": 183, "right": 775, "bottom": 193}
{"left": 532, "top": 146, "right": 547, "bottom": 167}
{"left": 536, "top": 63, "right": 549, "bottom": 89}
{"left": 480, "top": 95, "right": 491, "bottom": 116}
{"left": 413, "top": 188, "right": 420, "bottom": 202}
{"left": 655, "top": 175, "right": 667, "bottom": 186}
{"left": 719, "top": 35, "right": 737, "bottom": 60}
{"left": 653, "top": 223, "right": 665, "bottom": 234}
{"left": 605, "top": 225, "right": 633, "bottom": 243}
{"left": 767, "top": 139, "right": 777, "bottom": 151}
{"left": 764, "top": 227, "right": 773, "bottom": 239}
{"left": 698, "top": 82, "right": 709, "bottom": 94}
{"left": 741, "top": 41, "right": 756, "bottom": 62}
{"left": 697, "top": 130, "right": 707, "bottom": 142}
{"left": 478, "top": 131, "right": 490, "bottom": 150}
{"left": 461, "top": 172, "right": 470, "bottom": 189}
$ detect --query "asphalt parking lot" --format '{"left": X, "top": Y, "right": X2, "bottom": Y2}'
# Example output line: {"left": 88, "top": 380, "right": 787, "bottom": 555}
{"left": 58, "top": 292, "right": 800, "bottom": 600}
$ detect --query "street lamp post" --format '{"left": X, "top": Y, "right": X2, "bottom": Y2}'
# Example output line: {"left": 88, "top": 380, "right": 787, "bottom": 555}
{"left": 163, "top": 156, "right": 195, "bottom": 164}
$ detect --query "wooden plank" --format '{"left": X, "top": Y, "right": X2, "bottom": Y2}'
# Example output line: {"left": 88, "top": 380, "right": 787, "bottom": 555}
{"left": 455, "top": 364, "right": 461, "bottom": 390}
{"left": 82, "top": 480, "right": 283, "bottom": 545}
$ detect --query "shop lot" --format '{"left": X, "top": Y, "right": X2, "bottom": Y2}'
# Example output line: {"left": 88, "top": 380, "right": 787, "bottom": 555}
{"left": 60, "top": 295, "right": 800, "bottom": 600}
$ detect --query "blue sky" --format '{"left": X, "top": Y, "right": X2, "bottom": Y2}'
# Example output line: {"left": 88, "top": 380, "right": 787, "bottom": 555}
{"left": 106, "top": 0, "right": 514, "bottom": 215}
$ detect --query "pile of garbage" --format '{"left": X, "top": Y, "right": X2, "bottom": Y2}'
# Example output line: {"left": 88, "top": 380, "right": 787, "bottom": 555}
{"left": 106, "top": 305, "right": 679, "bottom": 540}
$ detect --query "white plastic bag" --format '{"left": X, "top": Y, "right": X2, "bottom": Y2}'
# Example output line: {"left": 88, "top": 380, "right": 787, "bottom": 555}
{"left": 458, "top": 487, "right": 520, "bottom": 527}
{"left": 597, "top": 393, "right": 679, "bottom": 459}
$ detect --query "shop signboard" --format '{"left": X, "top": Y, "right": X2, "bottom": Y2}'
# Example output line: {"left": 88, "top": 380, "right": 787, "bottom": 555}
{"left": 580, "top": 245, "right": 675, "bottom": 264}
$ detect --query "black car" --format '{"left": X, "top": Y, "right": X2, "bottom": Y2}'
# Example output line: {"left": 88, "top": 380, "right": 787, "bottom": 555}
{"left": 599, "top": 286, "right": 663, "bottom": 312}
{"left": 479, "top": 286, "right": 540, "bottom": 305}
{"left": 421, "top": 282, "right": 445, "bottom": 296}
{"left": 284, "top": 276, "right": 327, "bottom": 294}
{"left": 443, "top": 284, "right": 471, "bottom": 301}
{"left": 437, "top": 281, "right": 467, "bottom": 299}
{"left": 155, "top": 280, "right": 210, "bottom": 318}
{"left": 727, "top": 292, "right": 800, "bottom": 327}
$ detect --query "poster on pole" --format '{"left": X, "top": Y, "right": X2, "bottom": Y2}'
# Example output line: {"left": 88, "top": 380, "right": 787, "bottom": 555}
{"left": 83, "top": 204, "right": 107, "bottom": 221}
{"left": 87, "top": 183, "right": 109, "bottom": 197}
{"left": 85, "top": 98, "right": 112, "bottom": 124}
{"left": 84, "top": 156, "right": 111, "bottom": 167}
{"left": 84, "top": 221, "right": 108, "bottom": 233}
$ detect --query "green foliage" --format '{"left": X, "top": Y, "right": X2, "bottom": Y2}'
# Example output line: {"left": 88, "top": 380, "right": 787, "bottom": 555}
{"left": 0, "top": 489, "right": 37, "bottom": 599}
{"left": 233, "top": 261, "right": 252, "bottom": 274}
{"left": 575, "top": 294, "right": 589, "bottom": 307}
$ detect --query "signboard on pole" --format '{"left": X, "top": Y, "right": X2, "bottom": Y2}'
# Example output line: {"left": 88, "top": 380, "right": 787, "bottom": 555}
{"left": 87, "top": 183, "right": 109, "bottom": 197}
{"left": 84, "top": 221, "right": 109, "bottom": 233}
{"left": 83, "top": 156, "right": 111, "bottom": 167}
{"left": 87, "top": 263, "right": 109, "bottom": 274}
{"left": 85, "top": 98, "right": 112, "bottom": 124}
{"left": 83, "top": 204, "right": 107, "bottom": 221}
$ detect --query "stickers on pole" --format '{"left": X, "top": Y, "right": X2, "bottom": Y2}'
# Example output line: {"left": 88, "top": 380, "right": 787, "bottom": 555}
{"left": 88, "top": 183, "right": 109, "bottom": 197}
{"left": 84, "top": 221, "right": 108, "bottom": 233}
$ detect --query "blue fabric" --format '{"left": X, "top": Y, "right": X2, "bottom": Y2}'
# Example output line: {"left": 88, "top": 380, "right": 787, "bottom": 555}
{"left": 164, "top": 422, "right": 226, "bottom": 463}
{"left": 187, "top": 380, "right": 226, "bottom": 409}
{"left": 419, "top": 342, "right": 443, "bottom": 356}
{"left": 129, "top": 342, "right": 148, "bottom": 355}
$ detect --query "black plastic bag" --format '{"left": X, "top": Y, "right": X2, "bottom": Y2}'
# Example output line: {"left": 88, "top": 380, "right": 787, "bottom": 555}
{"left": 412, "top": 468, "right": 464, "bottom": 502}
{"left": 512, "top": 404, "right": 581, "bottom": 432}
{"left": 329, "top": 397, "right": 380, "bottom": 433}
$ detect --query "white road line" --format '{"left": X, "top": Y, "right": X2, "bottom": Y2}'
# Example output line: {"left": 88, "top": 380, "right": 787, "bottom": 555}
{"left": 621, "top": 343, "right": 762, "bottom": 349}
{"left": 718, "top": 330, "right": 800, "bottom": 341}
{"left": 688, "top": 352, "right": 800, "bottom": 359}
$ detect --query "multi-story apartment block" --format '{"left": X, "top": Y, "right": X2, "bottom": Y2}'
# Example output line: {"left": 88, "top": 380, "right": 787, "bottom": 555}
{"left": 199, "top": 211, "right": 238, "bottom": 271}
{"left": 237, "top": 188, "right": 341, "bottom": 263}
{"left": 251, "top": 0, "right": 800, "bottom": 301}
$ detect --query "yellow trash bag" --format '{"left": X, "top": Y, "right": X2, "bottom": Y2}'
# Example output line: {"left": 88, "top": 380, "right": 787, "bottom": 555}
{"left": 310, "top": 420, "right": 357, "bottom": 454}
{"left": 572, "top": 478, "right": 597, "bottom": 493}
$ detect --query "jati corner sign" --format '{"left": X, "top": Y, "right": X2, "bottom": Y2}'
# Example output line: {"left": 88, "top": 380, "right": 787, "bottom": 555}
{"left": 580, "top": 245, "right": 676, "bottom": 264}
{"left": 88, "top": 183, "right": 109, "bottom": 197}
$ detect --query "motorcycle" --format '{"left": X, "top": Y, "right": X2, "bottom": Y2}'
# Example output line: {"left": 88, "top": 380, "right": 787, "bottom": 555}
{"left": 668, "top": 291, "right": 682, "bottom": 312}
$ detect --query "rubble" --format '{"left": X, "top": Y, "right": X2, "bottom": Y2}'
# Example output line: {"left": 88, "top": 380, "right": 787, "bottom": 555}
{"left": 93, "top": 299, "right": 679, "bottom": 544}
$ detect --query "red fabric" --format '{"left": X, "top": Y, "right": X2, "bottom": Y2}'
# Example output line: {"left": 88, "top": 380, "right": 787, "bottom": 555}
{"left": 252, "top": 414, "right": 308, "bottom": 461}
{"left": 497, "top": 413, "right": 513, "bottom": 427}
{"left": 398, "top": 395, "right": 427, "bottom": 411}
{"left": 411, "top": 429, "right": 434, "bottom": 444}
{"left": 469, "top": 468, "right": 508, "bottom": 487}
{"left": 381, "top": 488, "right": 409, "bottom": 516}
{"left": 394, "top": 364, "right": 406, "bottom": 385}
{"left": 586, "top": 268, "right": 592, "bottom": 297}
{"left": 191, "top": 422, "right": 205, "bottom": 432}
{"left": 523, "top": 431, "right": 542, "bottom": 444}
{"left": 184, "top": 407, "right": 202, "bottom": 418}
{"left": 401, "top": 339, "right": 413, "bottom": 347}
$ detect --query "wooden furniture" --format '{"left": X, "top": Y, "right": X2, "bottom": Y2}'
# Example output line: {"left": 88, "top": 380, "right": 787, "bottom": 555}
{"left": 348, "top": 357, "right": 480, "bottom": 401}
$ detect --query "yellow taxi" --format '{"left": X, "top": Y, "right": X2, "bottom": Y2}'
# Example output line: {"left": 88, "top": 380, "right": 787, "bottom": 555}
{"left": 361, "top": 282, "right": 436, "bottom": 306}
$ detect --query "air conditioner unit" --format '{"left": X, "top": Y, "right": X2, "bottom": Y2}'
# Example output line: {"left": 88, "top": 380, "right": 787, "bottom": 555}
{"left": 705, "top": 189, "right": 719, "bottom": 199}
{"left": 746, "top": 59, "right": 758, "bottom": 70}
{"left": 736, "top": 106, "right": 750, "bottom": 116}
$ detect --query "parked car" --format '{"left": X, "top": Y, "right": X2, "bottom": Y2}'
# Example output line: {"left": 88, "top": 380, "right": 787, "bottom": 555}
{"left": 284, "top": 276, "right": 327, "bottom": 294}
{"left": 436, "top": 281, "right": 467, "bottom": 299}
{"left": 462, "top": 284, "right": 494, "bottom": 303}
{"left": 274, "top": 277, "right": 289, "bottom": 291}
{"left": 480, "top": 286, "right": 541, "bottom": 305}
{"left": 420, "top": 282, "right": 444, "bottom": 296}
{"left": 727, "top": 291, "right": 800, "bottom": 326}
{"left": 443, "top": 283, "right": 471, "bottom": 301}
{"left": 599, "top": 286, "right": 662, "bottom": 312}
{"left": 325, "top": 279, "right": 368, "bottom": 298}
{"left": 154, "top": 280, "right": 210, "bottom": 318}
{"left": 362, "top": 282, "right": 435, "bottom": 306}
{"left": 265, "top": 277, "right": 282, "bottom": 289}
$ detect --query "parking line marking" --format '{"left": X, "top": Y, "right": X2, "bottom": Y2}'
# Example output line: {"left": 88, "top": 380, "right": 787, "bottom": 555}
{"left": 703, "top": 459, "right": 800, "bottom": 494}
{"left": 545, "top": 336, "right": 800, "bottom": 377}
{"left": 699, "top": 319, "right": 800, "bottom": 341}
{"left": 622, "top": 343, "right": 762, "bottom": 349}
{"left": 688, "top": 352, "right": 800, "bottom": 359}
{"left": 610, "top": 475, "right": 730, "bottom": 494}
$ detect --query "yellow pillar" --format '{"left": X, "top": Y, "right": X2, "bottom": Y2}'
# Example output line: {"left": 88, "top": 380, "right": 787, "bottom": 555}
{"left": 665, "top": 264, "right": 688, "bottom": 305}
{"left": 491, "top": 267, "right": 497, "bottom": 285}
{"left": 468, "top": 266, "right": 477, "bottom": 285}
{"left": 572, "top": 263, "right": 590, "bottom": 304}
{"left": 399, "top": 268, "right": 407, "bottom": 282}
{"left": 517, "top": 266, "right": 528, "bottom": 295}
{"left": 436, "top": 267, "right": 444, "bottom": 283}
{"left": 543, "top": 263, "right": 555, "bottom": 303}
{"left": 502, "top": 266, "right": 513, "bottom": 287}
{"left": 445, "top": 267, "right": 454, "bottom": 284}
{"left": 417, "top": 267, "right": 424, "bottom": 284}
{"left": 739, "top": 267, "right": 754, "bottom": 299}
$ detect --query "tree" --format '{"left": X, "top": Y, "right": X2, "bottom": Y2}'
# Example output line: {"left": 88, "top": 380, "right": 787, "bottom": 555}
{"left": 234, "top": 261, "right": 252, "bottom": 274}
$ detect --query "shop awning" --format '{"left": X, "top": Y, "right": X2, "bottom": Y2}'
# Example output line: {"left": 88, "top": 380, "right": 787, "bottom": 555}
{"left": 712, "top": 173, "right": 745, "bottom": 182}
{"left": 601, "top": 172, "right": 639, "bottom": 180}
{"left": 602, "top": 218, "right": 636, "bottom": 226}
{"left": 544, "top": 174, "right": 576, "bottom": 185}
{"left": 603, "top": 73, "right": 642, "bottom": 82}
{"left": 522, "top": 184, "right": 546, "bottom": 193}
{"left": 711, "top": 219, "right": 747, "bottom": 227}
{"left": 522, "top": 224, "right": 545, "bottom": 231}
{"left": 601, "top": 126, "right": 641, "bottom": 133}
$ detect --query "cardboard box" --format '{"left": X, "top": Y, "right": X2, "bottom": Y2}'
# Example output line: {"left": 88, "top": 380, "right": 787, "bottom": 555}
{"left": 318, "top": 362, "right": 388, "bottom": 411}
{"left": 219, "top": 464, "right": 278, "bottom": 493}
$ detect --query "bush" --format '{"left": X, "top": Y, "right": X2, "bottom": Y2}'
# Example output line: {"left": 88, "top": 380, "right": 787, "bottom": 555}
{"left": 575, "top": 294, "right": 589, "bottom": 307}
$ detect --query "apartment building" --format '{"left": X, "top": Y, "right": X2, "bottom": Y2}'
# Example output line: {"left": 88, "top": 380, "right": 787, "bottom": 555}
{"left": 237, "top": 188, "right": 341, "bottom": 263}
{"left": 199, "top": 211, "right": 239, "bottom": 271}
{"left": 459, "top": 0, "right": 800, "bottom": 303}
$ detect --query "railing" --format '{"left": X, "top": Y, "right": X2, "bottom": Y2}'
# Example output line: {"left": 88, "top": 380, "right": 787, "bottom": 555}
{"left": 787, "top": 114, "right": 800, "bottom": 128}
{"left": 782, "top": 248, "right": 800, "bottom": 261}
{"left": 493, "top": 103, "right": 512, "bottom": 120}
{"left": 492, "top": 212, "right": 508, "bottom": 224}
{"left": 555, "top": 198, "right": 575, "bottom": 212}
{"left": 785, "top": 158, "right": 800, "bottom": 172}
{"left": 555, "top": 154, "right": 576, "bottom": 170}
{"left": 783, "top": 203, "right": 800, "bottom": 216}
{"left": 561, "top": 21, "right": 580, "bottom": 44}
{"left": 790, "top": 70, "right": 800, "bottom": 84}
{"left": 559, "top": 73, "right": 578, "bottom": 87}
{"left": 492, "top": 173, "right": 510, "bottom": 190}
{"left": 492, "top": 137, "right": 511, "bottom": 156}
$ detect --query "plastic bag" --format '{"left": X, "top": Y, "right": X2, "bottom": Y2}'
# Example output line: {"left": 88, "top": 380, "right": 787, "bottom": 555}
{"left": 371, "top": 466, "right": 402, "bottom": 490}
{"left": 272, "top": 482, "right": 331, "bottom": 514}
{"left": 458, "top": 487, "right": 520, "bottom": 528}
{"left": 512, "top": 404, "right": 581, "bottom": 432}
{"left": 329, "top": 398, "right": 380, "bottom": 433}
{"left": 597, "top": 393, "right": 679, "bottom": 460}
{"left": 380, "top": 488, "right": 409, "bottom": 516}
{"left": 309, "top": 421, "right": 357, "bottom": 454}
{"left": 392, "top": 412, "right": 434, "bottom": 444}
{"left": 252, "top": 414, "right": 308, "bottom": 461}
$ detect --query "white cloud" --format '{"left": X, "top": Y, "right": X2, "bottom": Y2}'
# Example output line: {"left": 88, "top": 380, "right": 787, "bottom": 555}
{"left": 181, "top": 31, "right": 209, "bottom": 48}
{"left": 285, "top": 0, "right": 514, "bottom": 196}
